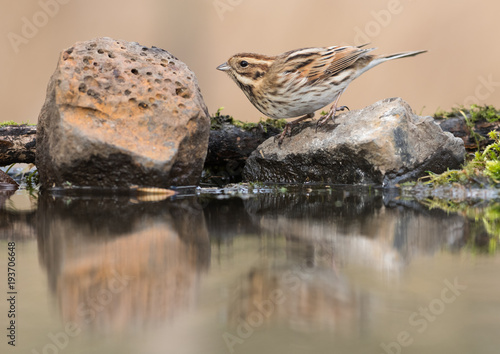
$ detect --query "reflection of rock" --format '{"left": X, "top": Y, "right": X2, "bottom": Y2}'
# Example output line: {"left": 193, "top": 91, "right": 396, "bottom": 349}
{"left": 216, "top": 188, "right": 471, "bottom": 339}
{"left": 243, "top": 188, "right": 466, "bottom": 271}
{"left": 258, "top": 216, "right": 402, "bottom": 274}
{"left": 224, "top": 264, "right": 369, "bottom": 336}
{"left": 0, "top": 189, "right": 36, "bottom": 240}
{"left": 0, "top": 181, "right": 36, "bottom": 240}
{"left": 389, "top": 199, "right": 466, "bottom": 258}
{"left": 36, "top": 194, "right": 210, "bottom": 331}
{"left": 203, "top": 197, "right": 261, "bottom": 241}
{"left": 0, "top": 188, "right": 16, "bottom": 211}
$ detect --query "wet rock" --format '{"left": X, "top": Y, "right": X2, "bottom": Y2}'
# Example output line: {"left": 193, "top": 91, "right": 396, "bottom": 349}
{"left": 0, "top": 170, "right": 18, "bottom": 189}
{"left": 243, "top": 98, "right": 465, "bottom": 186}
{"left": 436, "top": 116, "right": 500, "bottom": 151}
{"left": 203, "top": 114, "right": 281, "bottom": 185}
{"left": 437, "top": 117, "right": 470, "bottom": 143}
{"left": 0, "top": 170, "right": 18, "bottom": 211}
{"left": 0, "top": 125, "right": 37, "bottom": 166}
{"left": 36, "top": 37, "right": 210, "bottom": 188}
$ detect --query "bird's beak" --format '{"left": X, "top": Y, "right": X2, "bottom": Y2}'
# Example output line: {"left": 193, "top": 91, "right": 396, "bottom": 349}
{"left": 217, "top": 62, "right": 230, "bottom": 71}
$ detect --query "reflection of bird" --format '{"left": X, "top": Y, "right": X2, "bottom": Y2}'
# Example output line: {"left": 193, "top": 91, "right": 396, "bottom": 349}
{"left": 217, "top": 45, "right": 426, "bottom": 143}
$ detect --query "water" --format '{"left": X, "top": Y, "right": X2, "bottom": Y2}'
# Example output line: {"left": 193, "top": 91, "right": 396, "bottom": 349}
{"left": 1, "top": 185, "right": 499, "bottom": 354}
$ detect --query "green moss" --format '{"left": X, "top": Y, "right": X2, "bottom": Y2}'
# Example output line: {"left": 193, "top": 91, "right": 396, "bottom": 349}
{"left": 0, "top": 121, "right": 19, "bottom": 127}
{"left": 421, "top": 130, "right": 500, "bottom": 187}
{"left": 434, "top": 106, "right": 463, "bottom": 119}
{"left": 211, "top": 107, "right": 286, "bottom": 132}
{"left": 0, "top": 121, "right": 35, "bottom": 127}
{"left": 398, "top": 180, "right": 418, "bottom": 187}
{"left": 210, "top": 107, "right": 233, "bottom": 129}
{"left": 485, "top": 160, "right": 500, "bottom": 182}
{"left": 434, "top": 104, "right": 500, "bottom": 123}
{"left": 232, "top": 119, "right": 259, "bottom": 131}
{"left": 425, "top": 104, "right": 500, "bottom": 187}
{"left": 469, "top": 104, "right": 500, "bottom": 123}
{"left": 259, "top": 118, "right": 287, "bottom": 132}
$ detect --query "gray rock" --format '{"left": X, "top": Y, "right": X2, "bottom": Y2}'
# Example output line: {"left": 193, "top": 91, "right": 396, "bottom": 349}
{"left": 243, "top": 98, "right": 465, "bottom": 186}
{"left": 36, "top": 37, "right": 210, "bottom": 188}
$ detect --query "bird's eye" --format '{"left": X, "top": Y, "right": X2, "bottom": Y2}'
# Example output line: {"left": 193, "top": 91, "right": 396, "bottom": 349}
{"left": 240, "top": 60, "right": 249, "bottom": 68}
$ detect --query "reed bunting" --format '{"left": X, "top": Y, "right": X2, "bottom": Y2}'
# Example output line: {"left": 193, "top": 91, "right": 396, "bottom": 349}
{"left": 217, "top": 45, "right": 426, "bottom": 143}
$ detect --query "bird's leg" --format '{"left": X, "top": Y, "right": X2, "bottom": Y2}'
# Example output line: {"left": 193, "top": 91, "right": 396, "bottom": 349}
{"left": 316, "top": 90, "right": 349, "bottom": 127}
{"left": 275, "top": 112, "right": 314, "bottom": 145}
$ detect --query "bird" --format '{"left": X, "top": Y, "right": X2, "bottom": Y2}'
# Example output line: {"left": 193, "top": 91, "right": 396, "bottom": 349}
{"left": 217, "top": 45, "right": 426, "bottom": 143}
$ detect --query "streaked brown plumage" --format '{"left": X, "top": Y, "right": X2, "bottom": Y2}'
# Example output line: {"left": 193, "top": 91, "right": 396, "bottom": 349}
{"left": 217, "top": 45, "right": 426, "bottom": 143}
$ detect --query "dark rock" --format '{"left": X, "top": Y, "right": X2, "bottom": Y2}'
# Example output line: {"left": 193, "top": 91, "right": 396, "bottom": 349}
{"left": 437, "top": 117, "right": 469, "bottom": 140}
{"left": 0, "top": 170, "right": 18, "bottom": 189}
{"left": 437, "top": 116, "right": 500, "bottom": 151}
{"left": 0, "top": 125, "right": 37, "bottom": 166}
{"left": 36, "top": 37, "right": 210, "bottom": 189}
{"left": 243, "top": 98, "right": 465, "bottom": 186}
{"left": 203, "top": 115, "right": 281, "bottom": 185}
{"left": 0, "top": 170, "right": 18, "bottom": 210}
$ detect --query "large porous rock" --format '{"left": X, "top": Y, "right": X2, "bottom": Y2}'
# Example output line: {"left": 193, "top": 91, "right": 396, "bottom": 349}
{"left": 37, "top": 37, "right": 210, "bottom": 188}
{"left": 243, "top": 98, "right": 465, "bottom": 186}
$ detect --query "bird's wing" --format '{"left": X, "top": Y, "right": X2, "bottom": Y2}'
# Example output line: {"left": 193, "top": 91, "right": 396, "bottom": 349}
{"left": 278, "top": 46, "right": 374, "bottom": 83}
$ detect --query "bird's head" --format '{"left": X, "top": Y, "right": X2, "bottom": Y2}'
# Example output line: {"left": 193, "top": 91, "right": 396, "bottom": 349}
{"left": 217, "top": 53, "right": 274, "bottom": 89}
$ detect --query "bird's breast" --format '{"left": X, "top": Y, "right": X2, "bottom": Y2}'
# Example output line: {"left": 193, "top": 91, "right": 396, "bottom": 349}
{"left": 260, "top": 84, "right": 346, "bottom": 118}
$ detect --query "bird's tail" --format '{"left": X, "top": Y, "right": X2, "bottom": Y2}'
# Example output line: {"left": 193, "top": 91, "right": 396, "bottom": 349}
{"left": 371, "top": 50, "right": 427, "bottom": 68}
{"left": 354, "top": 49, "right": 426, "bottom": 78}
{"left": 379, "top": 50, "right": 428, "bottom": 61}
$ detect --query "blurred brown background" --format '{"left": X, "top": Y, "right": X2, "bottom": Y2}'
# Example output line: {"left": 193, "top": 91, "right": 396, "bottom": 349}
{"left": 1, "top": 0, "right": 499, "bottom": 124}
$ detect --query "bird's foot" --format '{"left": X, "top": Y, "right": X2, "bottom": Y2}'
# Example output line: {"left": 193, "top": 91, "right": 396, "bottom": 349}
{"left": 274, "top": 124, "right": 292, "bottom": 145}
{"left": 316, "top": 105, "right": 349, "bottom": 130}
{"left": 274, "top": 113, "right": 314, "bottom": 145}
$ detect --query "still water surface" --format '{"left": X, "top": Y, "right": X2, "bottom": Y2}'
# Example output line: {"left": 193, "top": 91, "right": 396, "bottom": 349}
{"left": 1, "top": 185, "right": 499, "bottom": 354}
